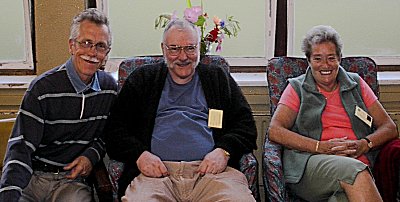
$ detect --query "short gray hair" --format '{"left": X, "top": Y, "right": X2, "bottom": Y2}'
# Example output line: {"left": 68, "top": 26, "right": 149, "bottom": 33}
{"left": 69, "top": 8, "right": 112, "bottom": 46}
{"left": 162, "top": 18, "right": 200, "bottom": 44}
{"left": 301, "top": 25, "right": 343, "bottom": 60}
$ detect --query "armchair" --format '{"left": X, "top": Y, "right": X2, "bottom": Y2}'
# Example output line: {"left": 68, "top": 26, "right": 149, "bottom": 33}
{"left": 263, "top": 56, "right": 379, "bottom": 201}
{"left": 108, "top": 55, "right": 260, "bottom": 201}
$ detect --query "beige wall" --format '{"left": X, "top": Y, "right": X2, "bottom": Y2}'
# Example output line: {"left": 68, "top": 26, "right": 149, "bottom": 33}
{"left": 34, "top": 0, "right": 84, "bottom": 75}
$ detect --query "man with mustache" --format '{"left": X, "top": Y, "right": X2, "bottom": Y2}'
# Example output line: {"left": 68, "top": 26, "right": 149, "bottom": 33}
{"left": 0, "top": 8, "right": 117, "bottom": 201}
{"left": 104, "top": 18, "right": 257, "bottom": 201}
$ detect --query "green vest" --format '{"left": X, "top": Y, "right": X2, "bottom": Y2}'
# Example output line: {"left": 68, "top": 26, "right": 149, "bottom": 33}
{"left": 283, "top": 66, "right": 378, "bottom": 183}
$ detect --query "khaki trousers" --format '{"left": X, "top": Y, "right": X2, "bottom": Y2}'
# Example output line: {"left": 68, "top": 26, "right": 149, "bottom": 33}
{"left": 20, "top": 171, "right": 92, "bottom": 202}
{"left": 122, "top": 161, "right": 255, "bottom": 202}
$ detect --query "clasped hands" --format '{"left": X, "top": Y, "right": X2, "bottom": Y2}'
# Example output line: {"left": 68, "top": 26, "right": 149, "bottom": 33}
{"left": 316, "top": 137, "right": 369, "bottom": 158}
{"left": 136, "top": 149, "right": 230, "bottom": 178}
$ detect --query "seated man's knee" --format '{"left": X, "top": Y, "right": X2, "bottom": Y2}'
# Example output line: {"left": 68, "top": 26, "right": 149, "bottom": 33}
{"left": 53, "top": 182, "right": 92, "bottom": 202}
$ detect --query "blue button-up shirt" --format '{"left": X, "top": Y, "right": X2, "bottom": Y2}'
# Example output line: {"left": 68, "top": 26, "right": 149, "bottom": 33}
{"left": 65, "top": 58, "right": 101, "bottom": 93}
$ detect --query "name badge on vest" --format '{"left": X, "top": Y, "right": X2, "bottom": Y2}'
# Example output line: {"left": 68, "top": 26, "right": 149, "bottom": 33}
{"left": 355, "top": 106, "right": 373, "bottom": 128}
{"left": 208, "top": 109, "right": 223, "bottom": 129}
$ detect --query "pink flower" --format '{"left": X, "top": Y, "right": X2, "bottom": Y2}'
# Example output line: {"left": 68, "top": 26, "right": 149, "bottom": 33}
{"left": 184, "top": 6, "right": 203, "bottom": 23}
{"left": 154, "top": 0, "right": 240, "bottom": 55}
{"left": 171, "top": 10, "right": 178, "bottom": 20}
{"left": 213, "top": 16, "right": 221, "bottom": 26}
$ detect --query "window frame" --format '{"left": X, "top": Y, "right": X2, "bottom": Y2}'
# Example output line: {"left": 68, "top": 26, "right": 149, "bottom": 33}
{"left": 96, "top": 0, "right": 277, "bottom": 69}
{"left": 0, "top": 0, "right": 34, "bottom": 70}
{"left": 287, "top": 0, "right": 400, "bottom": 66}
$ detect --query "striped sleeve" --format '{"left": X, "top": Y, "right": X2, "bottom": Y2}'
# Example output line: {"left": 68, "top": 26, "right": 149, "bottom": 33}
{"left": 0, "top": 88, "right": 44, "bottom": 201}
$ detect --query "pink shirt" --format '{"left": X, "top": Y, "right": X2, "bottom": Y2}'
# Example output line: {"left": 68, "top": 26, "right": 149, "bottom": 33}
{"left": 279, "top": 78, "right": 377, "bottom": 165}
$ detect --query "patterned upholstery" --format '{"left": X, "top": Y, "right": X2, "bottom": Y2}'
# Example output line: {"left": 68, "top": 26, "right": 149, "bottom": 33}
{"left": 117, "top": 55, "right": 230, "bottom": 91}
{"left": 109, "top": 55, "right": 260, "bottom": 201}
{"left": 263, "top": 56, "right": 378, "bottom": 202}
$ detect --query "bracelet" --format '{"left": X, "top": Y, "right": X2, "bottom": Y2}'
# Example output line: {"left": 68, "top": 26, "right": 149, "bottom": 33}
{"left": 315, "top": 141, "right": 320, "bottom": 152}
{"left": 363, "top": 137, "right": 373, "bottom": 149}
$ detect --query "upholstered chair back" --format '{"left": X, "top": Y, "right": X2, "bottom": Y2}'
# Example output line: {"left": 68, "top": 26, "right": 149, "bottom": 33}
{"left": 118, "top": 55, "right": 230, "bottom": 91}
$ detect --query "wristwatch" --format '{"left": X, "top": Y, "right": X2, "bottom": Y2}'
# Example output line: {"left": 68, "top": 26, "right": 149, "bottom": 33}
{"left": 221, "top": 149, "right": 230, "bottom": 157}
{"left": 363, "top": 137, "right": 373, "bottom": 149}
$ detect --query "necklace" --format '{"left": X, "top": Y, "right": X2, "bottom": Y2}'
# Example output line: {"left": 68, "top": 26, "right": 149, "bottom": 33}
{"left": 317, "top": 83, "right": 339, "bottom": 100}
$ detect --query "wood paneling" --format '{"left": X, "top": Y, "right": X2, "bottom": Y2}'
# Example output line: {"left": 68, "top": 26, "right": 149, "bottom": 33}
{"left": 0, "top": 122, "right": 14, "bottom": 167}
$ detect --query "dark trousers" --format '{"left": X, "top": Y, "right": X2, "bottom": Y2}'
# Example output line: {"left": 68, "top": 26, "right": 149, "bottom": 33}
{"left": 373, "top": 139, "right": 400, "bottom": 202}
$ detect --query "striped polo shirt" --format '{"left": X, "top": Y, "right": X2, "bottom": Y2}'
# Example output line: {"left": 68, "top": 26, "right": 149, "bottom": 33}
{"left": 0, "top": 58, "right": 117, "bottom": 200}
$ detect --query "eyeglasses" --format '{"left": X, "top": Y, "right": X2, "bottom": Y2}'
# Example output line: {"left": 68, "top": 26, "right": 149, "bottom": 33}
{"left": 75, "top": 40, "right": 110, "bottom": 54}
{"left": 163, "top": 44, "right": 198, "bottom": 56}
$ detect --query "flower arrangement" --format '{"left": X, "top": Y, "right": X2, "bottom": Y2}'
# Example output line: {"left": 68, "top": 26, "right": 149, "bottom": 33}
{"left": 155, "top": 0, "right": 240, "bottom": 55}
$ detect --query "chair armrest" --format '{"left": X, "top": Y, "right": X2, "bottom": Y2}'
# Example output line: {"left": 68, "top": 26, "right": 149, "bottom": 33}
{"left": 240, "top": 152, "right": 260, "bottom": 201}
{"left": 87, "top": 160, "right": 114, "bottom": 202}
{"left": 107, "top": 159, "right": 125, "bottom": 201}
{"left": 263, "top": 133, "right": 288, "bottom": 202}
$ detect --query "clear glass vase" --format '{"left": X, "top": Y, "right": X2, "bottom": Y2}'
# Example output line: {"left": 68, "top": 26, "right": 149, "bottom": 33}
{"left": 200, "top": 40, "right": 212, "bottom": 56}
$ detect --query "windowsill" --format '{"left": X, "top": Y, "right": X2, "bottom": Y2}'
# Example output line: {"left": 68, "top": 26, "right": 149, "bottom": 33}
{"left": 0, "top": 75, "right": 36, "bottom": 89}
{"left": 231, "top": 73, "right": 267, "bottom": 86}
{"left": 1, "top": 72, "right": 400, "bottom": 89}
{"left": 377, "top": 72, "right": 400, "bottom": 85}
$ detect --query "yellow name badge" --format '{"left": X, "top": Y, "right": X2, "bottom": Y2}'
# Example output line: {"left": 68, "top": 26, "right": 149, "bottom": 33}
{"left": 355, "top": 106, "right": 373, "bottom": 128}
{"left": 208, "top": 109, "right": 223, "bottom": 129}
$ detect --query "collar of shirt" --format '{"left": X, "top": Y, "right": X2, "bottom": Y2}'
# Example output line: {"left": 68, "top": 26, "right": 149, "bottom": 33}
{"left": 65, "top": 58, "right": 101, "bottom": 94}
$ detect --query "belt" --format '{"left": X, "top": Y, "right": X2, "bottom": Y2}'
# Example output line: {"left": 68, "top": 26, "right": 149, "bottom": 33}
{"left": 32, "top": 161, "right": 65, "bottom": 174}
